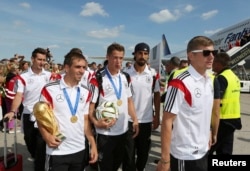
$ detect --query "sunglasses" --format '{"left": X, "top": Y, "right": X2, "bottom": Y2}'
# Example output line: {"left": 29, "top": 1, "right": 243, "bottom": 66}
{"left": 191, "top": 50, "right": 218, "bottom": 57}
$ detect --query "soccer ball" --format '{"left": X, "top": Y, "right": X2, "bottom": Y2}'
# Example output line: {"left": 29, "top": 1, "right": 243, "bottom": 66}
{"left": 96, "top": 101, "right": 119, "bottom": 120}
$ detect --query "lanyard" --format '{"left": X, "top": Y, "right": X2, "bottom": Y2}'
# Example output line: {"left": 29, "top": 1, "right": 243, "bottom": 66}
{"left": 105, "top": 68, "right": 122, "bottom": 100}
{"left": 63, "top": 87, "right": 80, "bottom": 116}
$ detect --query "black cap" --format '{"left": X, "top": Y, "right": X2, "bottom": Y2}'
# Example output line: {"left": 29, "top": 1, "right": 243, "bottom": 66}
{"left": 133, "top": 42, "right": 150, "bottom": 55}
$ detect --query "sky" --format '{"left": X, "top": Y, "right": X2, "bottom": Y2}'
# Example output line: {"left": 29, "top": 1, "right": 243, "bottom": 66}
{"left": 0, "top": 0, "right": 249, "bottom": 64}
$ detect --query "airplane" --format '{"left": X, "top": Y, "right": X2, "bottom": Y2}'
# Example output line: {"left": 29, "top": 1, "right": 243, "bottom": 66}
{"left": 150, "top": 17, "right": 250, "bottom": 73}
{"left": 88, "top": 56, "right": 133, "bottom": 62}
{"left": 149, "top": 17, "right": 250, "bottom": 92}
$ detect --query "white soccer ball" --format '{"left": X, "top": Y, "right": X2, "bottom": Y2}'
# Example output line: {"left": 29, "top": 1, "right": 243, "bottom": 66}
{"left": 96, "top": 101, "right": 119, "bottom": 120}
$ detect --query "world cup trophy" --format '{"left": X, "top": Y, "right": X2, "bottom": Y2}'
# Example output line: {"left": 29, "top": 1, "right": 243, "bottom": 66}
{"left": 33, "top": 101, "right": 65, "bottom": 141}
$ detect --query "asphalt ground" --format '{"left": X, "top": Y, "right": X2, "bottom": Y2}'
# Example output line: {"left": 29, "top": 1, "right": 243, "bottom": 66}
{"left": 1, "top": 93, "right": 250, "bottom": 171}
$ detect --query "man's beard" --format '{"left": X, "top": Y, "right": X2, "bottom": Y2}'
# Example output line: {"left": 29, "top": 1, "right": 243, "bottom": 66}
{"left": 136, "top": 59, "right": 146, "bottom": 66}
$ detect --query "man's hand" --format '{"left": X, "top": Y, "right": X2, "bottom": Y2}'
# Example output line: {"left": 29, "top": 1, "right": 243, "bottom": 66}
{"left": 44, "top": 133, "right": 62, "bottom": 148}
{"left": 209, "top": 130, "right": 217, "bottom": 148}
{"left": 152, "top": 115, "right": 160, "bottom": 130}
{"left": 132, "top": 121, "right": 139, "bottom": 138}
{"left": 95, "top": 118, "right": 117, "bottom": 129}
{"left": 4, "top": 111, "right": 15, "bottom": 121}
{"left": 156, "top": 160, "right": 170, "bottom": 171}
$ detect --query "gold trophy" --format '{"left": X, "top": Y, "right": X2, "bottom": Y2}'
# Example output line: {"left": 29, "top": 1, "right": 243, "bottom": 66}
{"left": 33, "top": 101, "right": 66, "bottom": 141}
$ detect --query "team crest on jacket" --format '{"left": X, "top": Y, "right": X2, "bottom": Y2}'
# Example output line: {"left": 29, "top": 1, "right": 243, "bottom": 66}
{"left": 28, "top": 79, "right": 34, "bottom": 84}
{"left": 194, "top": 88, "right": 201, "bottom": 98}
{"left": 82, "top": 76, "right": 87, "bottom": 81}
{"left": 105, "top": 84, "right": 113, "bottom": 92}
{"left": 123, "top": 80, "right": 128, "bottom": 88}
{"left": 56, "top": 94, "right": 64, "bottom": 102}
{"left": 79, "top": 95, "right": 85, "bottom": 103}
{"left": 146, "top": 76, "right": 151, "bottom": 83}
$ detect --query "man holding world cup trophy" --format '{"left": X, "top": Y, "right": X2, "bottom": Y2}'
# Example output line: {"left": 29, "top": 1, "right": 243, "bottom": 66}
{"left": 33, "top": 101, "right": 65, "bottom": 141}
{"left": 36, "top": 51, "right": 98, "bottom": 171}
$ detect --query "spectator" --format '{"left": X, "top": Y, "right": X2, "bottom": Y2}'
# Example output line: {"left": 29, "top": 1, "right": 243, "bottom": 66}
{"left": 0, "top": 63, "right": 7, "bottom": 130}
{"left": 51, "top": 63, "right": 60, "bottom": 73}
{"left": 235, "top": 38, "right": 241, "bottom": 47}
{"left": 90, "top": 62, "right": 98, "bottom": 72}
{"left": 97, "top": 63, "right": 103, "bottom": 70}
{"left": 50, "top": 63, "right": 61, "bottom": 81}
{"left": 8, "top": 57, "right": 19, "bottom": 68}
{"left": 246, "top": 32, "right": 250, "bottom": 43}
{"left": 228, "top": 41, "right": 233, "bottom": 50}
{"left": 147, "top": 62, "right": 157, "bottom": 76}
{"left": 125, "top": 61, "right": 132, "bottom": 69}
{"left": 240, "top": 33, "right": 248, "bottom": 46}
{"left": 103, "top": 59, "right": 108, "bottom": 67}
{"left": 161, "top": 56, "right": 180, "bottom": 102}
{"left": 165, "top": 56, "right": 180, "bottom": 85}
{"left": 57, "top": 63, "right": 63, "bottom": 71}
{"left": 44, "top": 62, "right": 50, "bottom": 71}
{"left": 179, "top": 59, "right": 189, "bottom": 69}
{"left": 0, "top": 59, "right": 9, "bottom": 65}
{"left": 219, "top": 47, "right": 225, "bottom": 52}
{"left": 4, "top": 63, "right": 21, "bottom": 133}
{"left": 19, "top": 60, "right": 30, "bottom": 73}
{"left": 13, "top": 54, "right": 24, "bottom": 64}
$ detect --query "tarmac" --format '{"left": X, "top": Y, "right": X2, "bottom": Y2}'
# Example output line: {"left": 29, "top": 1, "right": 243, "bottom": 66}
{"left": 0, "top": 93, "right": 250, "bottom": 171}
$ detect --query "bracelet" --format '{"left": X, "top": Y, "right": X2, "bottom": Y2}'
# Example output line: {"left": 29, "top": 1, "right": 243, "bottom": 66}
{"left": 160, "top": 159, "right": 170, "bottom": 164}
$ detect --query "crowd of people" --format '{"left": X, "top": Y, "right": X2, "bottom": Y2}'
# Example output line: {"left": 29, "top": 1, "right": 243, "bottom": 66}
{"left": 0, "top": 35, "right": 242, "bottom": 171}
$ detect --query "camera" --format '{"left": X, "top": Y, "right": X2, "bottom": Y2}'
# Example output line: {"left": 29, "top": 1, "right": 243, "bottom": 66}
{"left": 46, "top": 48, "right": 53, "bottom": 63}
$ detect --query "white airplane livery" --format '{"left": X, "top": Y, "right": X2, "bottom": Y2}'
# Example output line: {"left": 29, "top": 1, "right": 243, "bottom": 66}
{"left": 211, "top": 18, "right": 250, "bottom": 51}
{"left": 150, "top": 17, "right": 250, "bottom": 73}
{"left": 149, "top": 17, "right": 250, "bottom": 93}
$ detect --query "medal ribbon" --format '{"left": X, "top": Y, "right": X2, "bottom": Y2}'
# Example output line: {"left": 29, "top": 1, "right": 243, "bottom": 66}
{"left": 63, "top": 87, "right": 80, "bottom": 116}
{"left": 105, "top": 68, "right": 122, "bottom": 100}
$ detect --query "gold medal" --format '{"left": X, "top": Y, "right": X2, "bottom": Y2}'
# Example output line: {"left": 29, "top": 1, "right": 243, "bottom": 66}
{"left": 117, "top": 99, "right": 122, "bottom": 106}
{"left": 70, "top": 116, "right": 78, "bottom": 123}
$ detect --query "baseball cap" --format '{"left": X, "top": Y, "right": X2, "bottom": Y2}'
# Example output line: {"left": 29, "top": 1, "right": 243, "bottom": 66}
{"left": 133, "top": 42, "right": 150, "bottom": 55}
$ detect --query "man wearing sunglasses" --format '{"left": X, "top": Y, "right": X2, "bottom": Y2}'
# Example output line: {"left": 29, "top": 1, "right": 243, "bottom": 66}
{"left": 191, "top": 49, "right": 218, "bottom": 57}
{"left": 157, "top": 36, "right": 218, "bottom": 171}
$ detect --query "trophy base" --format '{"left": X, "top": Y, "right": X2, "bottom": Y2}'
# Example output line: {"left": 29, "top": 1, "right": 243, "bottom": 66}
{"left": 56, "top": 133, "right": 66, "bottom": 141}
